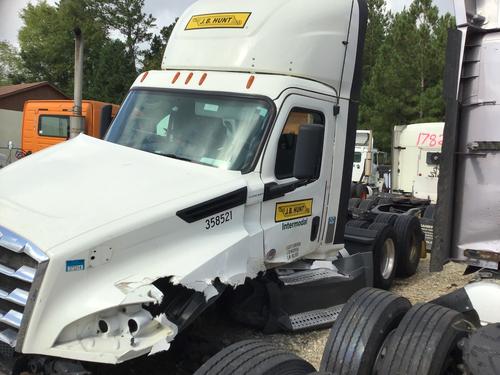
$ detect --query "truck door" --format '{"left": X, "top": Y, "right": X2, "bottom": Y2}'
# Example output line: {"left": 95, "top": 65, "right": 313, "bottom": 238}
{"left": 260, "top": 95, "right": 334, "bottom": 263}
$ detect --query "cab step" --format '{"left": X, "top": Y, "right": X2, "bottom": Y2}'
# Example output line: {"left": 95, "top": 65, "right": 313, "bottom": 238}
{"left": 288, "top": 304, "right": 344, "bottom": 331}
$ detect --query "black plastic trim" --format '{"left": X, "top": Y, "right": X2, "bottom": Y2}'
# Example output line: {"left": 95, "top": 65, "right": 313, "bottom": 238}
{"left": 431, "top": 28, "right": 463, "bottom": 272}
{"left": 334, "top": 0, "right": 368, "bottom": 245}
{"left": 176, "top": 187, "right": 247, "bottom": 223}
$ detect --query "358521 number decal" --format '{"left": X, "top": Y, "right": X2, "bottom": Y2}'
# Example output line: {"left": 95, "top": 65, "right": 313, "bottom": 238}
{"left": 205, "top": 211, "right": 233, "bottom": 230}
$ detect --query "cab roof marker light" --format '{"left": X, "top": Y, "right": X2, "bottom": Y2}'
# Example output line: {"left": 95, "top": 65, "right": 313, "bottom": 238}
{"left": 140, "top": 72, "right": 149, "bottom": 83}
{"left": 172, "top": 72, "right": 181, "bottom": 84}
{"left": 246, "top": 75, "right": 255, "bottom": 89}
{"left": 185, "top": 72, "right": 194, "bottom": 85}
{"left": 199, "top": 73, "right": 208, "bottom": 86}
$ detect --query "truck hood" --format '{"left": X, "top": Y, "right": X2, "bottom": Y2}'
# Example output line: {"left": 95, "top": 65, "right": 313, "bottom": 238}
{"left": 0, "top": 135, "right": 245, "bottom": 251}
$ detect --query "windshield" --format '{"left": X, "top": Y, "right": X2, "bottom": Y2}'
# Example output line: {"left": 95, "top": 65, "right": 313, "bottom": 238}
{"left": 353, "top": 152, "right": 362, "bottom": 163}
{"left": 355, "top": 132, "right": 370, "bottom": 146}
{"left": 106, "top": 90, "right": 273, "bottom": 172}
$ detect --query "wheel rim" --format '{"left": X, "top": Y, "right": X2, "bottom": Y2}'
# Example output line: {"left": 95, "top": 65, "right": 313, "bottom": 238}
{"left": 381, "top": 238, "right": 396, "bottom": 279}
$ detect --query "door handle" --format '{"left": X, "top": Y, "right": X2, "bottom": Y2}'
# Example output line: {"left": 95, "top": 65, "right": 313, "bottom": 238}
{"left": 310, "top": 216, "right": 320, "bottom": 241}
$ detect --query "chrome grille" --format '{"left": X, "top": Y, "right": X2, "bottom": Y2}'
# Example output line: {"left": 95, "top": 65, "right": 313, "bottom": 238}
{"left": 0, "top": 226, "right": 47, "bottom": 348}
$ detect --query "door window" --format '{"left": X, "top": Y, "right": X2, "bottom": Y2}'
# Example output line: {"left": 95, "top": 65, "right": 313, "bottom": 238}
{"left": 275, "top": 108, "right": 325, "bottom": 179}
{"left": 38, "top": 116, "right": 70, "bottom": 138}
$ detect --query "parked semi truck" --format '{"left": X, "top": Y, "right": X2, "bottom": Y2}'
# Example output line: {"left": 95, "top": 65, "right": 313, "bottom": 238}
{"left": 196, "top": 0, "right": 500, "bottom": 373}
{"left": 392, "top": 122, "right": 444, "bottom": 202}
{"left": 351, "top": 130, "right": 386, "bottom": 196}
{"left": 21, "top": 100, "right": 119, "bottom": 155}
{"left": 0, "top": 0, "right": 428, "bottom": 373}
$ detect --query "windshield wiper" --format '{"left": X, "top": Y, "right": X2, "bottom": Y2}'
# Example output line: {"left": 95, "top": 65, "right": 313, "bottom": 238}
{"left": 152, "top": 151, "right": 194, "bottom": 163}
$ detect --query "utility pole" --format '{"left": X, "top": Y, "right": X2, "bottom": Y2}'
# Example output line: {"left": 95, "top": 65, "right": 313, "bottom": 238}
{"left": 70, "top": 27, "right": 85, "bottom": 138}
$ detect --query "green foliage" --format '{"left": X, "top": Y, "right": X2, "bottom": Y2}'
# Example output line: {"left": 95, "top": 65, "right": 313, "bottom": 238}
{"left": 96, "top": 0, "right": 156, "bottom": 66}
{"left": 142, "top": 20, "right": 177, "bottom": 71}
{"left": 86, "top": 40, "right": 137, "bottom": 104}
{"left": 17, "top": 0, "right": 108, "bottom": 98}
{"left": 15, "top": 0, "right": 156, "bottom": 103}
{"left": 0, "top": 41, "right": 23, "bottom": 85}
{"left": 359, "top": 0, "right": 455, "bottom": 152}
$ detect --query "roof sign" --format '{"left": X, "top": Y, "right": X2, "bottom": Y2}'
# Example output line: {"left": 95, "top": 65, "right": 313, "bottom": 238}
{"left": 186, "top": 12, "right": 251, "bottom": 30}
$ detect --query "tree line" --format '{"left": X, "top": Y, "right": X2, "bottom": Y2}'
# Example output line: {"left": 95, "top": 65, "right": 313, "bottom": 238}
{"left": 0, "top": 0, "right": 453, "bottom": 151}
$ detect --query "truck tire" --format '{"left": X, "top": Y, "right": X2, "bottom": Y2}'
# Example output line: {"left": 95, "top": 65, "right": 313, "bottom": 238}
{"left": 358, "top": 198, "right": 376, "bottom": 212}
{"left": 463, "top": 323, "right": 500, "bottom": 375}
{"left": 320, "top": 288, "right": 411, "bottom": 375}
{"left": 380, "top": 303, "right": 467, "bottom": 375}
{"left": 393, "top": 215, "right": 422, "bottom": 277}
{"left": 373, "top": 213, "right": 398, "bottom": 225}
{"left": 346, "top": 220, "right": 371, "bottom": 228}
{"left": 194, "top": 340, "right": 316, "bottom": 375}
{"left": 349, "top": 198, "right": 361, "bottom": 209}
{"left": 369, "top": 223, "right": 398, "bottom": 290}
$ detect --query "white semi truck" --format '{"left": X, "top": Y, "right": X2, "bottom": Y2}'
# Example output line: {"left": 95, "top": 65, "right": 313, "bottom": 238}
{"left": 351, "top": 130, "right": 386, "bottom": 197}
{"left": 0, "top": 0, "right": 420, "bottom": 373}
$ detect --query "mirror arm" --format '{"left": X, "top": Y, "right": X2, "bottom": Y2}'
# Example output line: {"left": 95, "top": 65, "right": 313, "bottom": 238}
{"left": 263, "top": 179, "right": 313, "bottom": 201}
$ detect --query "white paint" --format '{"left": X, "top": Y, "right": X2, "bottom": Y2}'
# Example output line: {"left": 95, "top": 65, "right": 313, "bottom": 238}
{"left": 465, "top": 281, "right": 500, "bottom": 324}
{"left": 162, "top": 0, "right": 353, "bottom": 91}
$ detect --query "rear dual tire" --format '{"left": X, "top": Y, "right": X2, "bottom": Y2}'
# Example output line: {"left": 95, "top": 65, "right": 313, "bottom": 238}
{"left": 320, "top": 288, "right": 411, "bottom": 375}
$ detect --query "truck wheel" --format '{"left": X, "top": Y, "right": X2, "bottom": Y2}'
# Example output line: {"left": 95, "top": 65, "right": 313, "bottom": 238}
{"left": 320, "top": 288, "right": 411, "bottom": 375}
{"left": 373, "top": 213, "right": 398, "bottom": 225}
{"left": 394, "top": 215, "right": 422, "bottom": 277}
{"left": 194, "top": 340, "right": 315, "bottom": 375}
{"left": 380, "top": 303, "right": 467, "bottom": 375}
{"left": 349, "top": 197, "right": 361, "bottom": 209}
{"left": 369, "top": 223, "right": 398, "bottom": 290}
{"left": 346, "top": 219, "right": 371, "bottom": 228}
{"left": 358, "top": 198, "right": 376, "bottom": 212}
{"left": 463, "top": 323, "right": 500, "bottom": 375}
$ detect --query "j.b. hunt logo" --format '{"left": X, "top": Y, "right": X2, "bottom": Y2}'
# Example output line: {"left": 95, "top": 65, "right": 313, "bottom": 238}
{"left": 275, "top": 199, "right": 313, "bottom": 222}
{"left": 186, "top": 13, "right": 251, "bottom": 30}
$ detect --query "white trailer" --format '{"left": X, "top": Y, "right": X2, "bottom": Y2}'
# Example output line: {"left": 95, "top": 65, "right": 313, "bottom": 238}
{"left": 392, "top": 122, "right": 444, "bottom": 202}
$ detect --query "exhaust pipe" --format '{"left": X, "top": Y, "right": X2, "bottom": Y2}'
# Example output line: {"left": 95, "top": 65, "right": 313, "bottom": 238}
{"left": 70, "top": 27, "right": 85, "bottom": 139}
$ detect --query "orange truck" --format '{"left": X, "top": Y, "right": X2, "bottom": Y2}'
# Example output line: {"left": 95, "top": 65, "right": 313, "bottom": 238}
{"left": 21, "top": 100, "right": 119, "bottom": 154}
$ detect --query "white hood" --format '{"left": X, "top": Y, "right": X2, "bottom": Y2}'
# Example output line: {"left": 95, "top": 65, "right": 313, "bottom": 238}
{"left": 0, "top": 135, "right": 245, "bottom": 251}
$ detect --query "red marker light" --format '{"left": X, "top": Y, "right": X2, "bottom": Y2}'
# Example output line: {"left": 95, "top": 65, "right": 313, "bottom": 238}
{"left": 172, "top": 72, "right": 181, "bottom": 84}
{"left": 140, "top": 71, "right": 149, "bottom": 82}
{"left": 199, "top": 73, "right": 208, "bottom": 86}
{"left": 246, "top": 75, "right": 255, "bottom": 89}
{"left": 185, "top": 72, "right": 194, "bottom": 84}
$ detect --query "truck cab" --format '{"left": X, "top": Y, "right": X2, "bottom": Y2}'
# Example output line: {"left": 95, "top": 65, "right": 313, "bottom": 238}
{"left": 0, "top": 0, "right": 370, "bottom": 372}
{"left": 21, "top": 100, "right": 119, "bottom": 154}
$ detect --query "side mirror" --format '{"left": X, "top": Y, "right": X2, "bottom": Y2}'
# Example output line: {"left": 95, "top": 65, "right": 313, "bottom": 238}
{"left": 293, "top": 124, "right": 324, "bottom": 180}
{"left": 100, "top": 105, "right": 113, "bottom": 139}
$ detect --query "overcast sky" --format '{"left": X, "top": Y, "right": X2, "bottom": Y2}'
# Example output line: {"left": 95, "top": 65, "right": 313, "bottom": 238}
{"left": 0, "top": 0, "right": 454, "bottom": 46}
